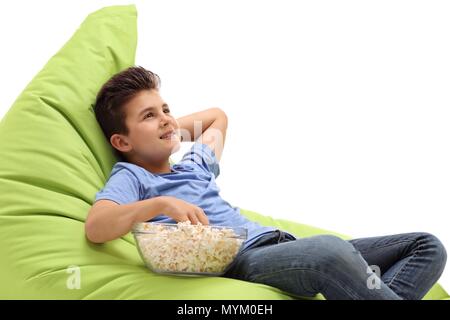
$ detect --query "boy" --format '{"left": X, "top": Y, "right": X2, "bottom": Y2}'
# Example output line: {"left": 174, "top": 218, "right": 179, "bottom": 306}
{"left": 87, "top": 66, "right": 447, "bottom": 300}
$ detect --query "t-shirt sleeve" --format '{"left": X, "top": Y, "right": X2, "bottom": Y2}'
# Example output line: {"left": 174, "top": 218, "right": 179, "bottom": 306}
{"left": 94, "top": 169, "right": 141, "bottom": 205}
{"left": 180, "top": 142, "right": 220, "bottom": 178}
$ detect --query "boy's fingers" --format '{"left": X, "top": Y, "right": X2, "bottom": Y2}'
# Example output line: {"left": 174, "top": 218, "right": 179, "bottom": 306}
{"left": 179, "top": 216, "right": 190, "bottom": 223}
{"left": 196, "top": 208, "right": 209, "bottom": 225}
{"left": 188, "top": 212, "right": 200, "bottom": 225}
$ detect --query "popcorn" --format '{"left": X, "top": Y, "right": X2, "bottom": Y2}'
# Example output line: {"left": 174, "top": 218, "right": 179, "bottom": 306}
{"left": 133, "top": 221, "right": 246, "bottom": 275}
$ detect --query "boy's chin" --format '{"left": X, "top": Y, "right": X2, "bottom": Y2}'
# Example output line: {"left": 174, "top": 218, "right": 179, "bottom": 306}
{"left": 168, "top": 141, "right": 181, "bottom": 154}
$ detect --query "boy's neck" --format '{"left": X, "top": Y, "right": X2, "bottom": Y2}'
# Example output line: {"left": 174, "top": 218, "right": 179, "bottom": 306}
{"left": 129, "top": 157, "right": 172, "bottom": 174}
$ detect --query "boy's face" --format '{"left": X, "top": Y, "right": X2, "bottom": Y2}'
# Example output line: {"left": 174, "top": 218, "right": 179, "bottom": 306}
{"left": 110, "top": 89, "right": 181, "bottom": 164}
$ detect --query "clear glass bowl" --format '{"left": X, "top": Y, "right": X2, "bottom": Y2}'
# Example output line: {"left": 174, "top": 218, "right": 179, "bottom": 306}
{"left": 132, "top": 222, "right": 248, "bottom": 276}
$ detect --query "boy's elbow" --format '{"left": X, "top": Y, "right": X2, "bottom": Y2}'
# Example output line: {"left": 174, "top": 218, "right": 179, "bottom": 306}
{"left": 214, "top": 107, "right": 228, "bottom": 124}
{"left": 214, "top": 108, "right": 228, "bottom": 128}
{"left": 85, "top": 218, "right": 105, "bottom": 244}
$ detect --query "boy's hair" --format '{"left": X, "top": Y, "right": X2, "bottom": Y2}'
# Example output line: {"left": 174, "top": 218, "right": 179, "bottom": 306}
{"left": 93, "top": 65, "right": 161, "bottom": 160}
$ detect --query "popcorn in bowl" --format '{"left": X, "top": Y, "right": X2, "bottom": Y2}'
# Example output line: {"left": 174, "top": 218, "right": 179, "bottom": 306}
{"left": 132, "top": 221, "right": 248, "bottom": 276}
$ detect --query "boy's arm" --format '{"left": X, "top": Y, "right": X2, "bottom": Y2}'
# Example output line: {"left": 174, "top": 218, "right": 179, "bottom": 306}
{"left": 176, "top": 107, "right": 228, "bottom": 161}
{"left": 85, "top": 198, "right": 166, "bottom": 243}
{"left": 85, "top": 196, "right": 209, "bottom": 243}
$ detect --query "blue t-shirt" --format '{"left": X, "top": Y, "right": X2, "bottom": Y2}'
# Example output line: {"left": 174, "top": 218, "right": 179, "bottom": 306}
{"left": 95, "top": 142, "right": 293, "bottom": 250}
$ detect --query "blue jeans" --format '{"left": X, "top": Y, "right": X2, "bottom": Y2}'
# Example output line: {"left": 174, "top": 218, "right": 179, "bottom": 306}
{"left": 223, "top": 230, "right": 447, "bottom": 300}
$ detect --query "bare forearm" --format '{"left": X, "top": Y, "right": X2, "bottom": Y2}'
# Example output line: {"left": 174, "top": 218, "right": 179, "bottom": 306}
{"left": 85, "top": 197, "right": 165, "bottom": 243}
{"left": 176, "top": 107, "right": 225, "bottom": 142}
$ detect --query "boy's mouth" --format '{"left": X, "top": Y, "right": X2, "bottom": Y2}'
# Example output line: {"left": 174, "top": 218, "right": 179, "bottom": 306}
{"left": 160, "top": 130, "right": 175, "bottom": 140}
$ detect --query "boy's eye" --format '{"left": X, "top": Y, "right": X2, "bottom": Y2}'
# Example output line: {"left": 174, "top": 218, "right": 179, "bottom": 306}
{"left": 143, "top": 109, "right": 170, "bottom": 119}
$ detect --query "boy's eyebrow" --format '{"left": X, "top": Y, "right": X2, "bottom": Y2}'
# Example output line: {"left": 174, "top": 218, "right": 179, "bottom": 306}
{"left": 138, "top": 103, "right": 169, "bottom": 117}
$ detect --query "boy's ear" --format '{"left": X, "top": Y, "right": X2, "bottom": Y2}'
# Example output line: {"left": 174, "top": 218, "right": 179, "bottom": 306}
{"left": 110, "top": 133, "right": 132, "bottom": 153}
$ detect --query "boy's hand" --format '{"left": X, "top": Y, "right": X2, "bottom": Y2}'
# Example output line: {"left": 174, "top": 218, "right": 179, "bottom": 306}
{"left": 158, "top": 196, "right": 209, "bottom": 225}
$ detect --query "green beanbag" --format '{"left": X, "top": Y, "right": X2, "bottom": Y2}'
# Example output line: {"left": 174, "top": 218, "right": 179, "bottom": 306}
{"left": 0, "top": 4, "right": 447, "bottom": 300}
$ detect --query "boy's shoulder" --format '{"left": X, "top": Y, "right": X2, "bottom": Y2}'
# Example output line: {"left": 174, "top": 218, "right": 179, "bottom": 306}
{"left": 109, "top": 161, "right": 148, "bottom": 181}
{"left": 111, "top": 161, "right": 140, "bottom": 173}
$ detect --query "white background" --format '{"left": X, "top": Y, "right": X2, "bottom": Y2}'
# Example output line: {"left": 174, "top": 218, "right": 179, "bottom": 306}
{"left": 1, "top": 0, "right": 449, "bottom": 292}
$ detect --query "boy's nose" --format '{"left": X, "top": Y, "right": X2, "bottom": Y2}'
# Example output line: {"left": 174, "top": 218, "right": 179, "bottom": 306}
{"left": 160, "top": 113, "right": 171, "bottom": 125}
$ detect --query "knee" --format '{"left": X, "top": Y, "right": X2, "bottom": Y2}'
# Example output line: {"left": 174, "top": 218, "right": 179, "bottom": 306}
{"left": 417, "top": 232, "right": 447, "bottom": 271}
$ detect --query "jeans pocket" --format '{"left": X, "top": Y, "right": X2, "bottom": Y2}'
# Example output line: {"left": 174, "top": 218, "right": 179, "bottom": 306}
{"left": 279, "top": 231, "right": 297, "bottom": 243}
